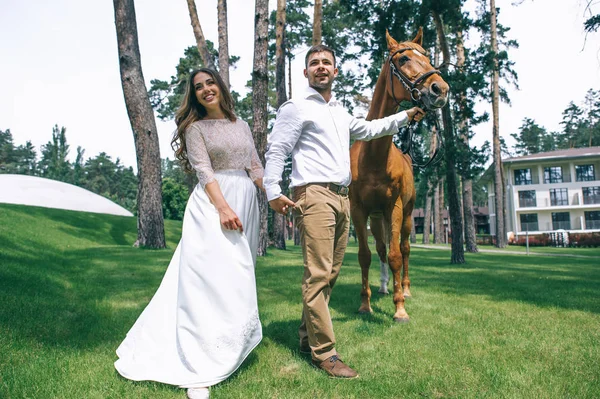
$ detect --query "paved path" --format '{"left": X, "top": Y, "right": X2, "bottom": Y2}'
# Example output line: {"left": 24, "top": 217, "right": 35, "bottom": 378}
{"left": 412, "top": 244, "right": 599, "bottom": 258}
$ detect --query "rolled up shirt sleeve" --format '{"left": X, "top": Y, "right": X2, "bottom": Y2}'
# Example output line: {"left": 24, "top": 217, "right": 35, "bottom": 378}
{"left": 264, "top": 101, "right": 303, "bottom": 201}
{"left": 349, "top": 110, "right": 409, "bottom": 141}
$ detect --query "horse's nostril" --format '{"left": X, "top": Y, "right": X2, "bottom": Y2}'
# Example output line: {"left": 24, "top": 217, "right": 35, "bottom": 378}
{"left": 431, "top": 83, "right": 441, "bottom": 95}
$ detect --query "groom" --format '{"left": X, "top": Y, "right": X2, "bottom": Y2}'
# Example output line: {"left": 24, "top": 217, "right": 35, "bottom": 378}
{"left": 264, "top": 44, "right": 424, "bottom": 379}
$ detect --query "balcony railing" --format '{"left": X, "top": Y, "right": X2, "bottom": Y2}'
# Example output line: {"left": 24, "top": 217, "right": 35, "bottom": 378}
{"left": 518, "top": 198, "right": 537, "bottom": 207}
{"left": 520, "top": 222, "right": 539, "bottom": 232}
{"left": 586, "top": 220, "right": 600, "bottom": 229}
{"left": 583, "top": 195, "right": 600, "bottom": 205}
{"left": 550, "top": 198, "right": 569, "bottom": 206}
{"left": 514, "top": 176, "right": 540, "bottom": 186}
{"left": 544, "top": 174, "right": 572, "bottom": 184}
{"left": 552, "top": 221, "right": 571, "bottom": 230}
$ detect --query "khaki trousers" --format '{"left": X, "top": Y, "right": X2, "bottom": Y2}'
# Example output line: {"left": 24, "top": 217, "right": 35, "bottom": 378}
{"left": 293, "top": 184, "right": 350, "bottom": 362}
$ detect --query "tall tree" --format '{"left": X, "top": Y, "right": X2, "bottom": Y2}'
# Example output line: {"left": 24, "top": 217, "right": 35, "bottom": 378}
{"left": 455, "top": 23, "right": 478, "bottom": 253}
{"left": 252, "top": 0, "right": 270, "bottom": 256}
{"left": 433, "top": 9, "right": 465, "bottom": 263}
{"left": 312, "top": 0, "right": 322, "bottom": 45}
{"left": 271, "top": 0, "right": 288, "bottom": 250}
{"left": 582, "top": 89, "right": 600, "bottom": 147}
{"left": 113, "top": 0, "right": 165, "bottom": 248}
{"left": 510, "top": 118, "right": 555, "bottom": 155}
{"left": 39, "top": 125, "right": 70, "bottom": 181}
{"left": 560, "top": 102, "right": 585, "bottom": 148}
{"left": 217, "top": 0, "right": 230, "bottom": 88}
{"left": 185, "top": 0, "right": 216, "bottom": 70}
{"left": 0, "top": 129, "right": 16, "bottom": 173}
{"left": 489, "top": 0, "right": 506, "bottom": 248}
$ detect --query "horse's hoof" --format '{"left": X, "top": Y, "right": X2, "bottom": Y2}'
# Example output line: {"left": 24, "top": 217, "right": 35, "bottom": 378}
{"left": 378, "top": 288, "right": 389, "bottom": 295}
{"left": 403, "top": 293, "right": 411, "bottom": 299}
{"left": 358, "top": 308, "right": 373, "bottom": 314}
{"left": 393, "top": 317, "right": 410, "bottom": 323}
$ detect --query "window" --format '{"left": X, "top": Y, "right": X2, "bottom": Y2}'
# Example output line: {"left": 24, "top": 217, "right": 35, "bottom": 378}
{"left": 550, "top": 188, "right": 568, "bottom": 206}
{"left": 518, "top": 190, "right": 536, "bottom": 207}
{"left": 576, "top": 165, "right": 595, "bottom": 182}
{"left": 552, "top": 212, "right": 571, "bottom": 230}
{"left": 520, "top": 213, "right": 538, "bottom": 231}
{"left": 544, "top": 166, "right": 563, "bottom": 183}
{"left": 585, "top": 211, "right": 600, "bottom": 229}
{"left": 514, "top": 168, "right": 532, "bottom": 185}
{"left": 583, "top": 186, "right": 600, "bottom": 205}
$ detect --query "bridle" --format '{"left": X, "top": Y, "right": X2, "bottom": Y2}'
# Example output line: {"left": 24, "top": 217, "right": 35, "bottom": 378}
{"left": 388, "top": 46, "right": 442, "bottom": 107}
{"left": 387, "top": 46, "right": 444, "bottom": 169}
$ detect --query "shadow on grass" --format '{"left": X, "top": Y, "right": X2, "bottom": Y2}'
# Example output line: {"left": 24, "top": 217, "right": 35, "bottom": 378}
{"left": 337, "top": 247, "right": 600, "bottom": 316}
{"left": 0, "top": 231, "right": 175, "bottom": 349}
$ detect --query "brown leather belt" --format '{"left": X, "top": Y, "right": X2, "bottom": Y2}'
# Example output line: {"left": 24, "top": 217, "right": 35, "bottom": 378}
{"left": 312, "top": 182, "right": 349, "bottom": 197}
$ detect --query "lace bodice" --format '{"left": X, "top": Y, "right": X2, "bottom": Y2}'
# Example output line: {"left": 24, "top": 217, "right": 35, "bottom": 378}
{"left": 185, "top": 119, "right": 264, "bottom": 187}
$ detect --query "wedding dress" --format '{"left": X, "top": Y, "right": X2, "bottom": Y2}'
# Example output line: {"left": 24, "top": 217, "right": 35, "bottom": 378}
{"left": 115, "top": 119, "right": 263, "bottom": 388}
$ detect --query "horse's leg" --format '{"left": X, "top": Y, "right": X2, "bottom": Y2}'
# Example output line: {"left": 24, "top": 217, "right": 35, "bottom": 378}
{"left": 400, "top": 208, "right": 412, "bottom": 299}
{"left": 388, "top": 197, "right": 409, "bottom": 322}
{"left": 370, "top": 213, "right": 389, "bottom": 295}
{"left": 352, "top": 206, "right": 372, "bottom": 314}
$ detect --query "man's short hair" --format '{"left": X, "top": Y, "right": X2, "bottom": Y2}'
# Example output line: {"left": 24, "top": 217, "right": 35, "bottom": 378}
{"left": 305, "top": 44, "right": 337, "bottom": 68}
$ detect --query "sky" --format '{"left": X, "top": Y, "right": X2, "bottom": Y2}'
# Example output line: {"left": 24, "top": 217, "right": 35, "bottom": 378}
{"left": 1, "top": 0, "right": 599, "bottom": 170}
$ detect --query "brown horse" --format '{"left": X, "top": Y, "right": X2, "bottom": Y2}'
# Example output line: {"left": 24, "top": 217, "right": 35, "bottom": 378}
{"left": 349, "top": 28, "right": 449, "bottom": 322}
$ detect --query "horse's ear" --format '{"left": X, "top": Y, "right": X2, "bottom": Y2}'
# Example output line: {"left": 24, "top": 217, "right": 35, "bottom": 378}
{"left": 412, "top": 27, "right": 423, "bottom": 46}
{"left": 386, "top": 29, "right": 398, "bottom": 51}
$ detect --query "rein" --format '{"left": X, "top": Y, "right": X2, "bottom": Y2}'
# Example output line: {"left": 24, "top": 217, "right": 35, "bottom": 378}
{"left": 387, "top": 47, "right": 443, "bottom": 169}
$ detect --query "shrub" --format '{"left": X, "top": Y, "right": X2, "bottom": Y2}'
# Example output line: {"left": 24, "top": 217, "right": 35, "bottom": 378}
{"left": 568, "top": 232, "right": 600, "bottom": 248}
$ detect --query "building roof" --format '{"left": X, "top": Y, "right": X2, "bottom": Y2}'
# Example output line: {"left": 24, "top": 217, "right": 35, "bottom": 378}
{"left": 503, "top": 147, "right": 600, "bottom": 163}
{"left": 478, "top": 147, "right": 600, "bottom": 185}
{"left": 0, "top": 174, "right": 134, "bottom": 217}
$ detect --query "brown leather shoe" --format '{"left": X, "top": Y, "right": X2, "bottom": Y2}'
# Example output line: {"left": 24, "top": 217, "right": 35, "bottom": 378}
{"left": 312, "top": 355, "right": 358, "bottom": 379}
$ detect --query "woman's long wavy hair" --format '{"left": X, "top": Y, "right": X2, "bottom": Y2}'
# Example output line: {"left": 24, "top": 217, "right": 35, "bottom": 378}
{"left": 172, "top": 68, "right": 237, "bottom": 173}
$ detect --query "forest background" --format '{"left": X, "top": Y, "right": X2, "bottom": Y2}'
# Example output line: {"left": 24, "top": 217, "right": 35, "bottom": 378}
{"left": 1, "top": 0, "right": 599, "bottom": 254}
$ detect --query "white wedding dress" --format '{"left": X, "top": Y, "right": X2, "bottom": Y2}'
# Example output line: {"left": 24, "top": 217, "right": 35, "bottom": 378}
{"left": 115, "top": 119, "right": 263, "bottom": 388}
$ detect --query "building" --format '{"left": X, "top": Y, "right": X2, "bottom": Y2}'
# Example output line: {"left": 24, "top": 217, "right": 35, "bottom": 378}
{"left": 481, "top": 147, "right": 600, "bottom": 237}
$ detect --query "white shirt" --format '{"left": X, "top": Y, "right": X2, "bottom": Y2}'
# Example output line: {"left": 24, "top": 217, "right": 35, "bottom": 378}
{"left": 264, "top": 87, "right": 410, "bottom": 201}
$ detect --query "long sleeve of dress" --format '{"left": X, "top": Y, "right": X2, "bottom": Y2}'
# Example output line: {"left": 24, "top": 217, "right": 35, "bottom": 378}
{"left": 243, "top": 122, "right": 264, "bottom": 182}
{"left": 185, "top": 124, "right": 215, "bottom": 188}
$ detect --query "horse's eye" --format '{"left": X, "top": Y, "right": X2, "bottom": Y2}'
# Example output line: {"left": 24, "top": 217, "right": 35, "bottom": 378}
{"left": 399, "top": 55, "right": 410, "bottom": 65}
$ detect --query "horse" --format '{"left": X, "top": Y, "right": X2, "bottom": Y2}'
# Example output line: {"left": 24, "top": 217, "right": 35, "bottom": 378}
{"left": 349, "top": 28, "right": 449, "bottom": 322}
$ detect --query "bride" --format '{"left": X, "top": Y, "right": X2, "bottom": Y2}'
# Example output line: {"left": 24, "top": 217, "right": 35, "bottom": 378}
{"left": 115, "top": 68, "right": 264, "bottom": 399}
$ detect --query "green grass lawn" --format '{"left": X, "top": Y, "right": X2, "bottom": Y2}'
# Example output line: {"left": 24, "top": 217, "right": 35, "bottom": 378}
{"left": 1, "top": 203, "right": 599, "bottom": 398}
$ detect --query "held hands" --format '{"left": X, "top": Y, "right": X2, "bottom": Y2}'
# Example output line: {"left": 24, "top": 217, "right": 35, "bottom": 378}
{"left": 218, "top": 205, "right": 244, "bottom": 233}
{"left": 269, "top": 195, "right": 295, "bottom": 215}
{"left": 406, "top": 106, "right": 426, "bottom": 123}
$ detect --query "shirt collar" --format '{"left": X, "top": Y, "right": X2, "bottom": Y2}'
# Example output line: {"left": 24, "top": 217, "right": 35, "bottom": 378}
{"left": 303, "top": 86, "right": 340, "bottom": 106}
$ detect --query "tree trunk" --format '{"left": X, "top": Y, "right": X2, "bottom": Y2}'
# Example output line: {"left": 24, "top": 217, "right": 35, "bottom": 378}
{"left": 423, "top": 186, "right": 432, "bottom": 244}
{"left": 288, "top": 54, "right": 293, "bottom": 99}
{"left": 433, "top": 178, "right": 443, "bottom": 244}
{"left": 433, "top": 10, "right": 465, "bottom": 263}
{"left": 217, "top": 0, "right": 230, "bottom": 88}
{"left": 113, "top": 0, "right": 165, "bottom": 249}
{"left": 186, "top": 0, "right": 215, "bottom": 70}
{"left": 272, "top": 0, "right": 288, "bottom": 250}
{"left": 312, "top": 0, "right": 322, "bottom": 46}
{"left": 456, "top": 27, "right": 478, "bottom": 253}
{"left": 490, "top": 0, "right": 506, "bottom": 247}
{"left": 252, "top": 0, "right": 269, "bottom": 256}
{"left": 410, "top": 215, "right": 416, "bottom": 244}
